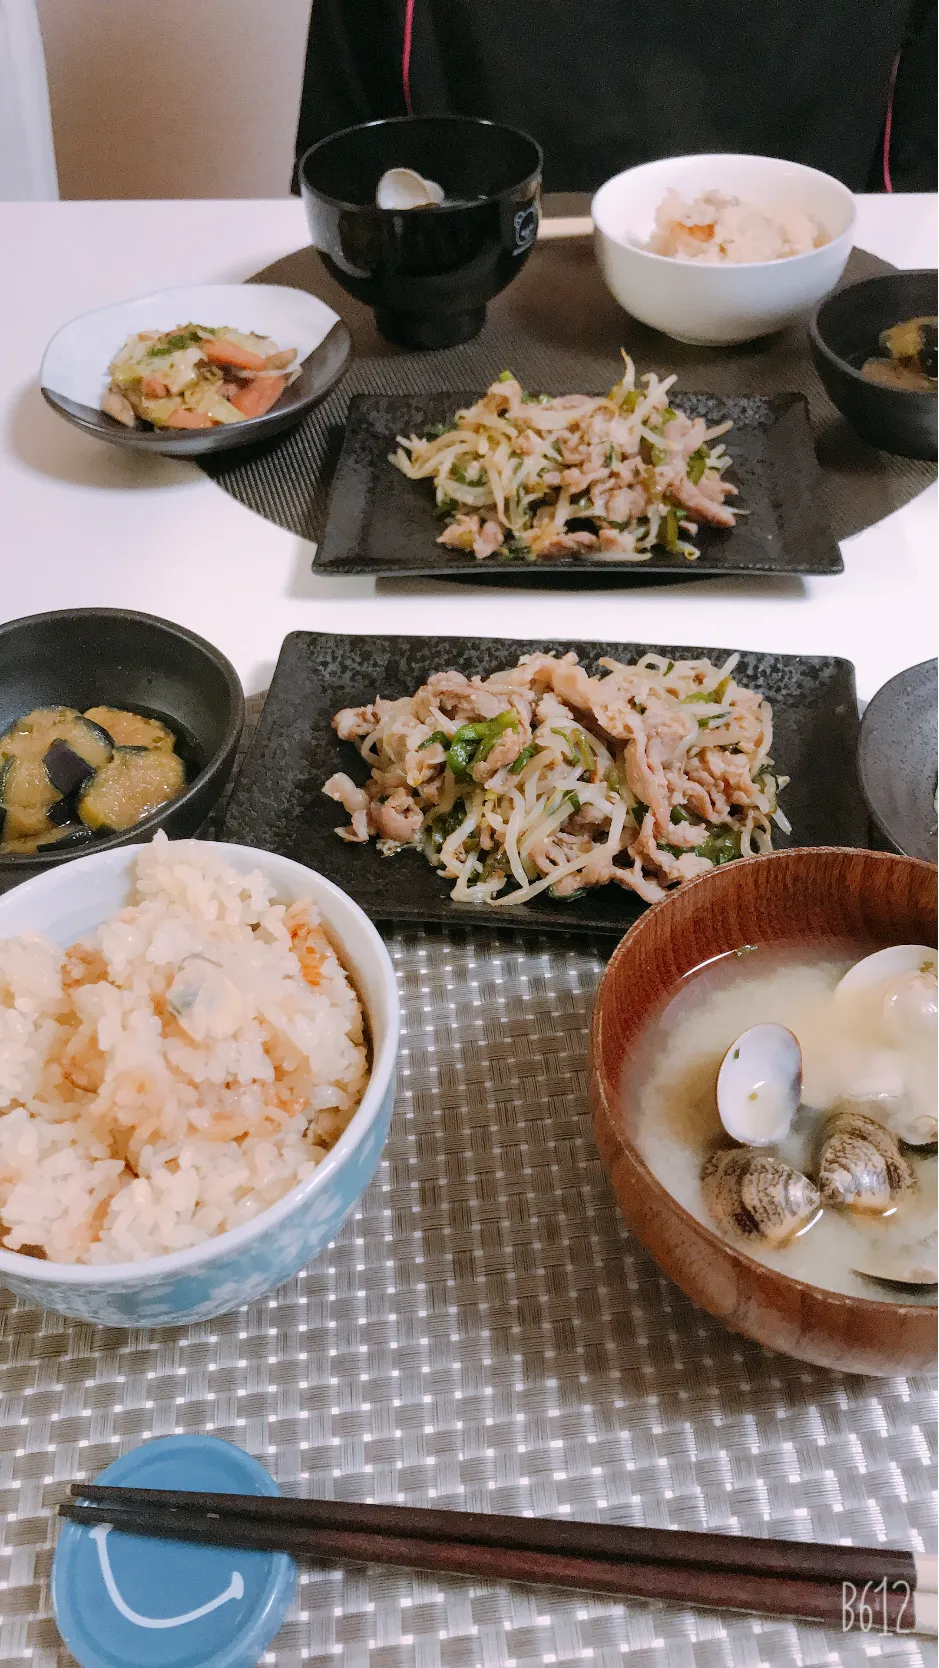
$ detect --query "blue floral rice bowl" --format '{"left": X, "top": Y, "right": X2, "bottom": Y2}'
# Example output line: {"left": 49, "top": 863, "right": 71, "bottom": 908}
{"left": 0, "top": 840, "right": 399, "bottom": 1327}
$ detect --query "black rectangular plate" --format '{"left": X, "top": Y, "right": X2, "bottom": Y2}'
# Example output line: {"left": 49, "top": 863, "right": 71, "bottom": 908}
{"left": 313, "top": 391, "right": 842, "bottom": 582}
{"left": 220, "top": 633, "right": 867, "bottom": 938}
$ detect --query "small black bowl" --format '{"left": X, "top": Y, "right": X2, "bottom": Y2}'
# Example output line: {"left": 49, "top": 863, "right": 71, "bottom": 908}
{"left": 299, "top": 115, "right": 543, "bottom": 349}
{"left": 0, "top": 609, "right": 245, "bottom": 889}
{"left": 809, "top": 270, "right": 938, "bottom": 460}
{"left": 858, "top": 658, "right": 938, "bottom": 861}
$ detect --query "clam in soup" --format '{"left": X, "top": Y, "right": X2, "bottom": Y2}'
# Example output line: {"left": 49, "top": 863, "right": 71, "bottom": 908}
{"left": 626, "top": 943, "right": 938, "bottom": 1304}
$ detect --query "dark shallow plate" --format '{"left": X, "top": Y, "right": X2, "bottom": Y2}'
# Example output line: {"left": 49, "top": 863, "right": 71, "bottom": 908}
{"left": 858, "top": 658, "right": 938, "bottom": 861}
{"left": 313, "top": 390, "right": 841, "bottom": 582}
{"left": 220, "top": 632, "right": 867, "bottom": 936}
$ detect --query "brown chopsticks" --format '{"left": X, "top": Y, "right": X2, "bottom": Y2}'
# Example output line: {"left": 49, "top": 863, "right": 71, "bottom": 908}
{"left": 59, "top": 1486, "right": 937, "bottom": 1636}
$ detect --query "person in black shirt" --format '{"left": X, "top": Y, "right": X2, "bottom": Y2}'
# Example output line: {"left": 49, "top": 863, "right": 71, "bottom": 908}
{"left": 294, "top": 0, "right": 936, "bottom": 193}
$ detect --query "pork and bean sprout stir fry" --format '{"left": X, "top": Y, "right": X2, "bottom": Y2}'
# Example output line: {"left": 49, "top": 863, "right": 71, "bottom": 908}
{"left": 102, "top": 324, "right": 298, "bottom": 431}
{"left": 324, "top": 652, "right": 789, "bottom": 907}
{"left": 389, "top": 357, "right": 737, "bottom": 562}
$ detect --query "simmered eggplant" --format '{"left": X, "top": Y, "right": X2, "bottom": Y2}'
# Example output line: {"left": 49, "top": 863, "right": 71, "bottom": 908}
{"left": 44, "top": 739, "right": 97, "bottom": 796}
{"left": 0, "top": 707, "right": 113, "bottom": 772}
{"left": 1, "top": 702, "right": 186, "bottom": 856}
{"left": 78, "top": 746, "right": 187, "bottom": 833}
{"left": 862, "top": 315, "right": 939, "bottom": 392}
{"left": 0, "top": 756, "right": 63, "bottom": 849}
{"left": 83, "top": 706, "right": 175, "bottom": 751}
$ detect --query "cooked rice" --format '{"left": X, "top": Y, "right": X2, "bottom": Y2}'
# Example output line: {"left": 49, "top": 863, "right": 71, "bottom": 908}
{"left": 647, "top": 189, "right": 829, "bottom": 264}
{"left": 0, "top": 836, "right": 369, "bottom": 1265}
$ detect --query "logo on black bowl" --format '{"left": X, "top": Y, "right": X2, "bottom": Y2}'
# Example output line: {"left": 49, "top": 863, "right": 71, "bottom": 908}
{"left": 513, "top": 206, "right": 538, "bottom": 255}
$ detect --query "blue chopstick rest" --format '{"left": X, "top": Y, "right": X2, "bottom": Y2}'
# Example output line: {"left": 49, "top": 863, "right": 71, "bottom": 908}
{"left": 52, "top": 1435, "right": 296, "bottom": 1668}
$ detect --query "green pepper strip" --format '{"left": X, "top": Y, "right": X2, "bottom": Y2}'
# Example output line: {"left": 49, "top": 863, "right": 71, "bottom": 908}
{"left": 695, "top": 829, "right": 742, "bottom": 865}
{"left": 686, "top": 447, "right": 709, "bottom": 484}
{"left": 417, "top": 730, "right": 450, "bottom": 752}
{"left": 447, "top": 711, "right": 520, "bottom": 781}
{"left": 550, "top": 728, "right": 596, "bottom": 773}
{"left": 663, "top": 507, "right": 680, "bottom": 549}
{"left": 478, "top": 848, "right": 507, "bottom": 882}
{"left": 431, "top": 800, "right": 467, "bottom": 854}
{"left": 640, "top": 436, "right": 667, "bottom": 467}
{"left": 550, "top": 727, "right": 575, "bottom": 763}
{"left": 573, "top": 729, "right": 596, "bottom": 772}
{"left": 509, "top": 742, "right": 539, "bottom": 775}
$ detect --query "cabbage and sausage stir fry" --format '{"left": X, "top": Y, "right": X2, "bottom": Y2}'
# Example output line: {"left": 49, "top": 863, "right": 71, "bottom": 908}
{"left": 324, "top": 652, "right": 789, "bottom": 907}
{"left": 389, "top": 356, "right": 737, "bottom": 562}
{"left": 102, "top": 324, "right": 298, "bottom": 430}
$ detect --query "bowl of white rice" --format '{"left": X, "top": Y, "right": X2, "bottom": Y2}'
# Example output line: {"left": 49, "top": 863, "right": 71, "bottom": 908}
{"left": 0, "top": 836, "right": 399, "bottom": 1327}
{"left": 593, "top": 153, "right": 856, "bottom": 346}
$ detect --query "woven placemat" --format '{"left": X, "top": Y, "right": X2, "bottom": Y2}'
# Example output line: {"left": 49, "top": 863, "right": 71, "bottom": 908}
{"left": 0, "top": 696, "right": 935, "bottom": 1667}
{"left": 199, "top": 228, "right": 936, "bottom": 552}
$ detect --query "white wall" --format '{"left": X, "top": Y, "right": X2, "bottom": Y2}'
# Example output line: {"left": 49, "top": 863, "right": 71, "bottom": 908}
{"left": 36, "top": 0, "right": 311, "bottom": 199}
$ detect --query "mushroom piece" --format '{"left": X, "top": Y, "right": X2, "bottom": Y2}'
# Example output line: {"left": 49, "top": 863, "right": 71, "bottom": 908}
{"left": 716, "top": 1024, "right": 802, "bottom": 1146}
{"left": 701, "top": 1148, "right": 820, "bottom": 1247}
{"left": 817, "top": 1109, "right": 915, "bottom": 1213}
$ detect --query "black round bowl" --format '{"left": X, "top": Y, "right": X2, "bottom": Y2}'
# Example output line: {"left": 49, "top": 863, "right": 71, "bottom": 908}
{"left": 0, "top": 609, "right": 245, "bottom": 889}
{"left": 809, "top": 270, "right": 937, "bottom": 460}
{"left": 299, "top": 116, "right": 543, "bottom": 349}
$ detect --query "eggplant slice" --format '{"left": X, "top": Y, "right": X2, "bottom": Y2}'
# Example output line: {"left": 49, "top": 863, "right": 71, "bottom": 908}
{"left": 83, "top": 706, "right": 175, "bottom": 750}
{"left": 44, "top": 739, "right": 97, "bottom": 796}
{"left": 0, "top": 707, "right": 113, "bottom": 770}
{"left": 0, "top": 755, "right": 64, "bottom": 847}
{"left": 1, "top": 703, "right": 186, "bottom": 854}
{"left": 78, "top": 745, "right": 187, "bottom": 832}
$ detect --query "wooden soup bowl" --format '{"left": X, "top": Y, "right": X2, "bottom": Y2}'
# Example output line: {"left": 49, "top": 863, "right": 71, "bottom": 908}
{"left": 590, "top": 848, "right": 938, "bottom": 1377}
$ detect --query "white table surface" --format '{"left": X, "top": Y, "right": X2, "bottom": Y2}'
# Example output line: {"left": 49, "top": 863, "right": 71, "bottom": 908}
{"left": 1, "top": 195, "right": 935, "bottom": 702}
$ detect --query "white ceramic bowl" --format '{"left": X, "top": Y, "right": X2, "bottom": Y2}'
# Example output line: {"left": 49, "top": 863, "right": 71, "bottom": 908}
{"left": 0, "top": 842, "right": 400, "bottom": 1327}
{"left": 40, "top": 283, "right": 351, "bottom": 456}
{"left": 592, "top": 154, "right": 856, "bottom": 346}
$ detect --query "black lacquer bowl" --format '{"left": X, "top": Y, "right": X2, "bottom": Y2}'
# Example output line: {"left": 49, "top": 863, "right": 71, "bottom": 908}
{"left": 0, "top": 609, "right": 244, "bottom": 888}
{"left": 299, "top": 116, "right": 543, "bottom": 349}
{"left": 809, "top": 270, "right": 938, "bottom": 460}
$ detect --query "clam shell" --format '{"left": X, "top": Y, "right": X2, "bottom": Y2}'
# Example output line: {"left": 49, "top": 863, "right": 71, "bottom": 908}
{"left": 844, "top": 1091, "right": 938, "bottom": 1149}
{"left": 835, "top": 944, "right": 937, "bottom": 1002}
{"left": 717, "top": 1023, "right": 802, "bottom": 1146}
{"left": 852, "top": 1243, "right": 938, "bottom": 1292}
{"left": 701, "top": 1148, "right": 820, "bottom": 1247}
{"left": 375, "top": 167, "right": 446, "bottom": 210}
{"left": 817, "top": 1109, "right": 915, "bottom": 1212}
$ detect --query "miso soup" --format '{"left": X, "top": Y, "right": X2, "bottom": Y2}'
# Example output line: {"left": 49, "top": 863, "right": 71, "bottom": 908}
{"left": 624, "top": 943, "right": 938, "bottom": 1305}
